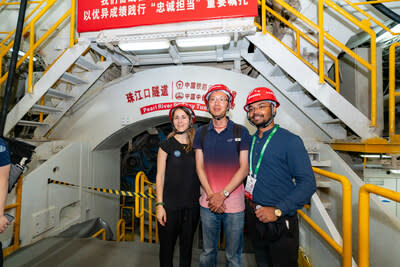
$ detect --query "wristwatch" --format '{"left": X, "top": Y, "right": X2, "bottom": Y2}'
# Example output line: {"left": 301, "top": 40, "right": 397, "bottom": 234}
{"left": 274, "top": 208, "right": 282, "bottom": 217}
{"left": 223, "top": 190, "right": 230, "bottom": 198}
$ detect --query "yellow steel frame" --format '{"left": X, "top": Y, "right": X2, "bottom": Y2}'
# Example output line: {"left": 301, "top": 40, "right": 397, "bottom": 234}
{"left": 358, "top": 184, "right": 400, "bottom": 267}
{"left": 0, "top": 0, "right": 76, "bottom": 94}
{"left": 298, "top": 248, "right": 312, "bottom": 267}
{"left": 116, "top": 219, "right": 126, "bottom": 242}
{"left": 256, "top": 0, "right": 340, "bottom": 92}
{"left": 3, "top": 176, "right": 23, "bottom": 257}
{"left": 135, "top": 171, "right": 158, "bottom": 243}
{"left": 120, "top": 196, "right": 134, "bottom": 240}
{"left": 256, "top": 0, "right": 389, "bottom": 128}
{"left": 92, "top": 228, "right": 106, "bottom": 240}
{"left": 389, "top": 42, "right": 400, "bottom": 138}
{"left": 331, "top": 136, "right": 400, "bottom": 153}
{"left": 0, "top": 0, "right": 41, "bottom": 6}
{"left": 297, "top": 167, "right": 352, "bottom": 267}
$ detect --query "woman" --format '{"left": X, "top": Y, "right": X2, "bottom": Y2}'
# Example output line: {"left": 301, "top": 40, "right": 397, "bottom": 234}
{"left": 156, "top": 104, "right": 200, "bottom": 267}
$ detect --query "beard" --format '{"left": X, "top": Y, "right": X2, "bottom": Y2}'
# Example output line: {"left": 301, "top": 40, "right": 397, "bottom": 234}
{"left": 250, "top": 113, "right": 272, "bottom": 128}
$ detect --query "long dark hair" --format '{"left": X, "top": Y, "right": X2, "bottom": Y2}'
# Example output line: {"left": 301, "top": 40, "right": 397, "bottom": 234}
{"left": 167, "top": 107, "right": 195, "bottom": 152}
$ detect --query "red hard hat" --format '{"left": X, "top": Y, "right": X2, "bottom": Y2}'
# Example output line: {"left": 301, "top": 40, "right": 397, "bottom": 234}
{"left": 203, "top": 84, "right": 234, "bottom": 108}
{"left": 244, "top": 87, "right": 280, "bottom": 111}
{"left": 169, "top": 104, "right": 196, "bottom": 124}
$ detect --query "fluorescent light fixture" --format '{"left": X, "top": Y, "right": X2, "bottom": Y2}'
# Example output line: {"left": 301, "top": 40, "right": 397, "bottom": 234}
{"left": 360, "top": 154, "right": 392, "bottom": 159}
{"left": 118, "top": 39, "right": 170, "bottom": 51}
{"left": 390, "top": 169, "right": 400, "bottom": 174}
{"left": 176, "top": 35, "right": 231, "bottom": 48}
{"left": 377, "top": 24, "right": 400, "bottom": 42}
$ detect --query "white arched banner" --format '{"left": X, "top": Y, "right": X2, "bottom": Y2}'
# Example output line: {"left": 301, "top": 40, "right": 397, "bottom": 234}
{"left": 51, "top": 65, "right": 328, "bottom": 150}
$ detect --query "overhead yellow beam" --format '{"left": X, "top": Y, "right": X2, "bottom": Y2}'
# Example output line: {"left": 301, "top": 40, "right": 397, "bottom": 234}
{"left": 331, "top": 137, "right": 400, "bottom": 153}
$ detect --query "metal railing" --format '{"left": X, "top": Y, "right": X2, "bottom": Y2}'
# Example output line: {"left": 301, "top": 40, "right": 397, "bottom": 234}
{"left": 135, "top": 171, "right": 158, "bottom": 243}
{"left": 92, "top": 228, "right": 106, "bottom": 240}
{"left": 358, "top": 183, "right": 400, "bottom": 267}
{"left": 120, "top": 196, "right": 134, "bottom": 240}
{"left": 0, "top": 0, "right": 76, "bottom": 93}
{"left": 0, "top": 0, "right": 42, "bottom": 6}
{"left": 2, "top": 175, "right": 23, "bottom": 257}
{"left": 388, "top": 42, "right": 400, "bottom": 138}
{"left": 256, "top": 0, "right": 399, "bottom": 128}
{"left": 116, "top": 219, "right": 126, "bottom": 242}
{"left": 256, "top": 0, "right": 340, "bottom": 93}
{"left": 297, "top": 167, "right": 352, "bottom": 267}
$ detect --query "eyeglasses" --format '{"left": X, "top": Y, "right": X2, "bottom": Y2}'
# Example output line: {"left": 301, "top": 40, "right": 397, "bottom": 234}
{"left": 248, "top": 104, "right": 272, "bottom": 113}
{"left": 209, "top": 97, "right": 228, "bottom": 103}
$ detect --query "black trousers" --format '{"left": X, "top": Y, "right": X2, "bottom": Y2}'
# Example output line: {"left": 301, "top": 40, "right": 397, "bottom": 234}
{"left": 0, "top": 241, "right": 2, "bottom": 267}
{"left": 158, "top": 206, "right": 200, "bottom": 267}
{"left": 246, "top": 200, "right": 299, "bottom": 267}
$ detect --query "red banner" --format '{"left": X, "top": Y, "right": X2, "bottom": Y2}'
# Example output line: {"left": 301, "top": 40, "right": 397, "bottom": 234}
{"left": 77, "top": 0, "right": 257, "bottom": 33}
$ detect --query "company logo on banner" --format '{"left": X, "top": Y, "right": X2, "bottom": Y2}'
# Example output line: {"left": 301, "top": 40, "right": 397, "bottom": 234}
{"left": 124, "top": 80, "right": 237, "bottom": 114}
{"left": 77, "top": 0, "right": 257, "bottom": 32}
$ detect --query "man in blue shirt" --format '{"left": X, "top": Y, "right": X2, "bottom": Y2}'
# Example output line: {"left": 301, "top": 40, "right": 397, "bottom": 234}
{"left": 243, "top": 87, "right": 316, "bottom": 266}
{"left": 0, "top": 138, "right": 10, "bottom": 267}
{"left": 194, "top": 84, "right": 250, "bottom": 267}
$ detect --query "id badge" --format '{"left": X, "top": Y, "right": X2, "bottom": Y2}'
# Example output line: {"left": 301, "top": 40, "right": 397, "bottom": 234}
{"left": 244, "top": 175, "right": 257, "bottom": 200}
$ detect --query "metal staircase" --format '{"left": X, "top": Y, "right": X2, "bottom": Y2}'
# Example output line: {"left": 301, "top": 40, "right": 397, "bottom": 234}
{"left": 242, "top": 32, "right": 378, "bottom": 141}
{"left": 4, "top": 42, "right": 112, "bottom": 138}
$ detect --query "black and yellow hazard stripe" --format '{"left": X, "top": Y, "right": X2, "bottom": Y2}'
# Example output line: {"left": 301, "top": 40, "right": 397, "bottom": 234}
{"left": 48, "top": 178, "right": 156, "bottom": 199}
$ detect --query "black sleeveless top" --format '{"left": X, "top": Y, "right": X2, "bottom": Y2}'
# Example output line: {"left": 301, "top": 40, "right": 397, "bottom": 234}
{"left": 159, "top": 137, "right": 200, "bottom": 209}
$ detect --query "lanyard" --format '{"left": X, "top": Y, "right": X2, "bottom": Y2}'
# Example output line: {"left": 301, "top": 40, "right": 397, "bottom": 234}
{"left": 249, "top": 125, "right": 279, "bottom": 178}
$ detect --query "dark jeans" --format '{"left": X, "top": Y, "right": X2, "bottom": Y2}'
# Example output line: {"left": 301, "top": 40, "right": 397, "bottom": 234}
{"left": 246, "top": 200, "right": 299, "bottom": 267}
{"left": 158, "top": 206, "right": 200, "bottom": 267}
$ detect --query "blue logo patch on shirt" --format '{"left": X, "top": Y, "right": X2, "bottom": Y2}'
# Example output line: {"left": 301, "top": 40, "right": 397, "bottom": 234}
{"left": 173, "top": 150, "right": 181, "bottom": 157}
{"left": 0, "top": 145, "right": 6, "bottom": 153}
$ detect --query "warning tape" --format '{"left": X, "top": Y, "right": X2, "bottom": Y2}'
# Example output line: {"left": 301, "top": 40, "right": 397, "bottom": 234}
{"left": 48, "top": 178, "right": 156, "bottom": 199}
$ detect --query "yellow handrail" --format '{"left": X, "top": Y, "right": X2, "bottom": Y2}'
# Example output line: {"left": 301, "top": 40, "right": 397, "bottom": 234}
{"left": 298, "top": 210, "right": 343, "bottom": 253}
{"left": 116, "top": 219, "right": 126, "bottom": 242}
{"left": 3, "top": 175, "right": 23, "bottom": 257}
{"left": 358, "top": 184, "right": 400, "bottom": 267}
{"left": 0, "top": 0, "right": 76, "bottom": 93}
{"left": 297, "top": 167, "right": 352, "bottom": 267}
{"left": 0, "top": 1, "right": 41, "bottom": 5}
{"left": 0, "top": 0, "right": 46, "bottom": 48}
{"left": 135, "top": 171, "right": 158, "bottom": 243}
{"left": 120, "top": 198, "right": 134, "bottom": 240}
{"left": 257, "top": 0, "right": 384, "bottom": 127}
{"left": 388, "top": 42, "right": 400, "bottom": 137}
{"left": 92, "top": 228, "right": 106, "bottom": 240}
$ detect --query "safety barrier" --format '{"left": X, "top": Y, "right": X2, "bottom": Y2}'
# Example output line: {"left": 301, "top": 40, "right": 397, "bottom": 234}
{"left": 92, "top": 228, "right": 106, "bottom": 240}
{"left": 120, "top": 196, "right": 134, "bottom": 240}
{"left": 0, "top": 0, "right": 41, "bottom": 6}
{"left": 297, "top": 167, "right": 352, "bottom": 267}
{"left": 2, "top": 175, "right": 23, "bottom": 257}
{"left": 388, "top": 42, "right": 400, "bottom": 137}
{"left": 358, "top": 184, "right": 400, "bottom": 267}
{"left": 116, "top": 219, "right": 126, "bottom": 242}
{"left": 0, "top": 0, "right": 76, "bottom": 93}
{"left": 256, "top": 0, "right": 399, "bottom": 128}
{"left": 91, "top": 219, "right": 126, "bottom": 241}
{"left": 48, "top": 178, "right": 156, "bottom": 199}
{"left": 135, "top": 171, "right": 158, "bottom": 243}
